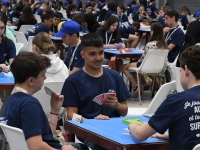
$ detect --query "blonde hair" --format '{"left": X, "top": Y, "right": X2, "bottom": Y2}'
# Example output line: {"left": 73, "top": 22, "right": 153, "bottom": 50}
{"left": 32, "top": 32, "right": 56, "bottom": 53}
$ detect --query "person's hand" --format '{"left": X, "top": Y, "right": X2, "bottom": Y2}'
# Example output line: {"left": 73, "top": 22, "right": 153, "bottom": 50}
{"left": 108, "top": 44, "right": 117, "bottom": 49}
{"left": 103, "top": 95, "right": 119, "bottom": 109}
{"left": 94, "top": 114, "right": 109, "bottom": 120}
{"left": 151, "top": 132, "right": 169, "bottom": 140}
{"left": 50, "top": 92, "right": 64, "bottom": 114}
{"left": 163, "top": 27, "right": 171, "bottom": 33}
{"left": 0, "top": 64, "right": 9, "bottom": 73}
{"left": 62, "top": 145, "right": 77, "bottom": 150}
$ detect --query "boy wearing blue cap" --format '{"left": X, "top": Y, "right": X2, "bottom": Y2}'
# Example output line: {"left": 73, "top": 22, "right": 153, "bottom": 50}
{"left": 127, "top": 0, "right": 137, "bottom": 16}
{"left": 55, "top": 21, "right": 84, "bottom": 75}
{"left": 1, "top": 0, "right": 10, "bottom": 15}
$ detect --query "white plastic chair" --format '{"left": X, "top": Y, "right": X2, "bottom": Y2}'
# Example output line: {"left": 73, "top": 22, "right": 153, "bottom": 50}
{"left": 168, "top": 54, "right": 180, "bottom": 66}
{"left": 121, "top": 38, "right": 129, "bottom": 47}
{"left": 170, "top": 66, "right": 184, "bottom": 92}
{"left": 19, "top": 25, "right": 34, "bottom": 34}
{"left": 193, "top": 144, "right": 200, "bottom": 150}
{"left": 143, "top": 80, "right": 176, "bottom": 117}
{"left": 15, "top": 43, "right": 24, "bottom": 55}
{"left": 34, "top": 14, "right": 41, "bottom": 23}
{"left": 15, "top": 32, "right": 28, "bottom": 52}
{"left": 128, "top": 50, "right": 169, "bottom": 105}
{"left": 27, "top": 36, "right": 35, "bottom": 52}
{"left": 0, "top": 123, "right": 28, "bottom": 150}
{"left": 32, "top": 81, "right": 65, "bottom": 117}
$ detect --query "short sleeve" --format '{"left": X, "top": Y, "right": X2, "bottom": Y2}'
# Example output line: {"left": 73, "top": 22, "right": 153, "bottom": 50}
{"left": 148, "top": 95, "right": 174, "bottom": 134}
{"left": 20, "top": 102, "right": 49, "bottom": 140}
{"left": 171, "top": 30, "right": 184, "bottom": 47}
{"left": 7, "top": 40, "right": 16, "bottom": 60}
{"left": 61, "top": 79, "right": 79, "bottom": 107}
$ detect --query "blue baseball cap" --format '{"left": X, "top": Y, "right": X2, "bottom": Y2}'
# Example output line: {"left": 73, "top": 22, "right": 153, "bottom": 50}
{"left": 127, "top": 2, "right": 131, "bottom": 7}
{"left": 63, "top": 1, "right": 68, "bottom": 7}
{"left": 2, "top": 0, "right": 10, "bottom": 6}
{"left": 134, "top": 5, "right": 140, "bottom": 11}
{"left": 166, "top": 6, "right": 172, "bottom": 10}
{"left": 55, "top": 21, "right": 80, "bottom": 37}
{"left": 196, "top": 12, "right": 200, "bottom": 18}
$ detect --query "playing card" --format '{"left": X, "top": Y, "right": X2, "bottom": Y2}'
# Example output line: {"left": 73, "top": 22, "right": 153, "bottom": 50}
{"left": 44, "top": 86, "right": 53, "bottom": 96}
{"left": 93, "top": 96, "right": 103, "bottom": 105}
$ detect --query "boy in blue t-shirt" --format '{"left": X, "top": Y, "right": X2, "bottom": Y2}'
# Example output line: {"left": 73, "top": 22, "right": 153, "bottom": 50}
{"left": 163, "top": 10, "right": 184, "bottom": 63}
{"left": 61, "top": 33, "right": 131, "bottom": 149}
{"left": 146, "top": 0, "right": 156, "bottom": 18}
{"left": 0, "top": 52, "right": 85, "bottom": 150}
{"left": 118, "top": 21, "right": 140, "bottom": 48}
{"left": 128, "top": 45, "right": 200, "bottom": 150}
{"left": 25, "top": 14, "right": 53, "bottom": 40}
{"left": 55, "top": 21, "right": 84, "bottom": 75}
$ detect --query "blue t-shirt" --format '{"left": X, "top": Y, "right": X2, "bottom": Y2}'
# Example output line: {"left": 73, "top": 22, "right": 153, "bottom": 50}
{"left": 118, "top": 14, "right": 128, "bottom": 23}
{"left": 147, "top": 4, "right": 156, "bottom": 18}
{"left": 127, "top": 7, "right": 133, "bottom": 16}
{"left": 64, "top": 44, "right": 84, "bottom": 71}
{"left": 157, "top": 16, "right": 167, "bottom": 28}
{"left": 165, "top": 27, "right": 184, "bottom": 63}
{"left": 179, "top": 15, "right": 189, "bottom": 30}
{"left": 104, "top": 11, "right": 118, "bottom": 21}
{"left": 35, "top": 8, "right": 43, "bottom": 18}
{"left": 0, "top": 92, "right": 61, "bottom": 149}
{"left": 0, "top": 39, "right": 16, "bottom": 64}
{"left": 118, "top": 22, "right": 135, "bottom": 35}
{"left": 61, "top": 68, "right": 131, "bottom": 119}
{"left": 24, "top": 23, "right": 50, "bottom": 40}
{"left": 96, "top": 30, "right": 122, "bottom": 44}
{"left": 132, "top": 11, "right": 139, "bottom": 22}
{"left": 149, "top": 86, "right": 200, "bottom": 150}
{"left": 80, "top": 25, "right": 89, "bottom": 35}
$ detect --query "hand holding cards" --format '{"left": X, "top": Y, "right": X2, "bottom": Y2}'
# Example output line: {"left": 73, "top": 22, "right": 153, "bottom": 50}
{"left": 93, "top": 89, "right": 116, "bottom": 105}
{"left": 44, "top": 86, "right": 61, "bottom": 99}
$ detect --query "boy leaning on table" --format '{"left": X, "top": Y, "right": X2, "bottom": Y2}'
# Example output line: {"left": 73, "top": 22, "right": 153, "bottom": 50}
{"left": 0, "top": 52, "right": 88, "bottom": 150}
{"left": 128, "top": 45, "right": 200, "bottom": 150}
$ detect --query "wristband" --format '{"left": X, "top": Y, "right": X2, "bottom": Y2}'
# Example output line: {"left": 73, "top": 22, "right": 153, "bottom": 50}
{"left": 50, "top": 112, "right": 59, "bottom": 115}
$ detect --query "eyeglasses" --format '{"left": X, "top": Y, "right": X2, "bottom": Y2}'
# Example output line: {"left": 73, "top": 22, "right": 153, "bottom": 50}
{"left": 0, "top": 26, "right": 5, "bottom": 30}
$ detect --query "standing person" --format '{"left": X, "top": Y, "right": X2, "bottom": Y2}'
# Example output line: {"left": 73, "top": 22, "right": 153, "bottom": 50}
{"left": 127, "top": 0, "right": 137, "bottom": 16}
{"left": 163, "top": 10, "right": 184, "bottom": 63}
{"left": 96, "top": 15, "right": 125, "bottom": 49}
{"left": 0, "top": 52, "right": 88, "bottom": 150}
{"left": 117, "top": 4, "right": 128, "bottom": 23}
{"left": 122, "top": 22, "right": 168, "bottom": 97}
{"left": 54, "top": 21, "right": 84, "bottom": 75}
{"left": 16, "top": 6, "right": 37, "bottom": 31}
{"left": 128, "top": 45, "right": 200, "bottom": 150}
{"left": 61, "top": 33, "right": 131, "bottom": 149}
{"left": 32, "top": 32, "right": 69, "bottom": 82}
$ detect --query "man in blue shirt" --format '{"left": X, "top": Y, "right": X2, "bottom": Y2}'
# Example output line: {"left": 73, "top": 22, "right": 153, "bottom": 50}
{"left": 25, "top": 14, "right": 53, "bottom": 39}
{"left": 128, "top": 45, "right": 200, "bottom": 150}
{"left": 127, "top": 0, "right": 136, "bottom": 16}
{"left": 0, "top": 52, "right": 86, "bottom": 150}
{"left": 61, "top": 33, "right": 131, "bottom": 149}
{"left": 132, "top": 4, "right": 140, "bottom": 22}
{"left": 55, "top": 21, "right": 84, "bottom": 75}
{"left": 163, "top": 10, "right": 184, "bottom": 63}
